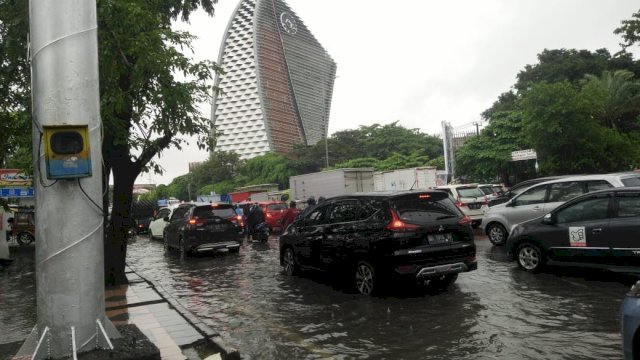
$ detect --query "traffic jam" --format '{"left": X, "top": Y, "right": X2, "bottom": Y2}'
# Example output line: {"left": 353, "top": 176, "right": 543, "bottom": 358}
{"left": 124, "top": 169, "right": 640, "bottom": 357}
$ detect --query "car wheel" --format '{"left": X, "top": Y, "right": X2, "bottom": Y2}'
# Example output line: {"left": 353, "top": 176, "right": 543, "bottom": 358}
{"left": 517, "top": 242, "right": 544, "bottom": 272}
{"left": 487, "top": 223, "right": 508, "bottom": 246}
{"left": 429, "top": 273, "right": 458, "bottom": 288}
{"left": 282, "top": 247, "right": 298, "bottom": 276}
{"left": 355, "top": 261, "right": 376, "bottom": 296}
{"left": 163, "top": 231, "right": 169, "bottom": 251}
{"left": 16, "top": 232, "right": 34, "bottom": 246}
{"left": 179, "top": 237, "right": 186, "bottom": 258}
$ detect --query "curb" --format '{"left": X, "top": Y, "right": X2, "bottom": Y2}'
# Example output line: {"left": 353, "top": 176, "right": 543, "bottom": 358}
{"left": 126, "top": 267, "right": 240, "bottom": 360}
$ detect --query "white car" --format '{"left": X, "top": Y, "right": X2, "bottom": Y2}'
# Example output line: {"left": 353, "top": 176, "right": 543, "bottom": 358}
{"left": 435, "top": 184, "right": 488, "bottom": 228}
{"left": 148, "top": 204, "right": 181, "bottom": 240}
{"left": 481, "top": 172, "right": 640, "bottom": 246}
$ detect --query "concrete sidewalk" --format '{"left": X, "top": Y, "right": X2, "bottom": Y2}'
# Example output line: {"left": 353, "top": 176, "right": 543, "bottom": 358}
{"left": 104, "top": 267, "right": 239, "bottom": 360}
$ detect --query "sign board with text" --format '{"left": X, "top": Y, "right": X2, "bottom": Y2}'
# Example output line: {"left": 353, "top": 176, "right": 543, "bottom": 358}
{"left": 511, "top": 149, "right": 537, "bottom": 161}
{"left": 0, "top": 169, "right": 32, "bottom": 187}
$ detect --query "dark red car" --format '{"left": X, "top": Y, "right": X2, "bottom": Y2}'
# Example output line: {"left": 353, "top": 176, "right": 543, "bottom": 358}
{"left": 258, "top": 201, "right": 287, "bottom": 232}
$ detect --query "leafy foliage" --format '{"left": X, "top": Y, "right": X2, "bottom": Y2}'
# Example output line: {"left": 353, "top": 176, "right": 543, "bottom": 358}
{"left": 0, "top": 0, "right": 31, "bottom": 170}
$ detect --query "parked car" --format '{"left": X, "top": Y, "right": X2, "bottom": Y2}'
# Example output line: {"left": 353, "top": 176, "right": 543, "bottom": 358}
{"left": 8, "top": 208, "right": 35, "bottom": 246}
{"left": 621, "top": 280, "right": 640, "bottom": 360}
{"left": 434, "top": 184, "right": 488, "bottom": 228}
{"left": 258, "top": 201, "right": 287, "bottom": 232}
{"left": 148, "top": 204, "right": 179, "bottom": 240}
{"left": 477, "top": 184, "right": 504, "bottom": 201}
{"left": 482, "top": 173, "right": 640, "bottom": 246}
{"left": 279, "top": 190, "right": 477, "bottom": 295}
{"left": 163, "top": 202, "right": 242, "bottom": 256}
{"left": 488, "top": 175, "right": 571, "bottom": 207}
{"left": 506, "top": 187, "right": 640, "bottom": 273}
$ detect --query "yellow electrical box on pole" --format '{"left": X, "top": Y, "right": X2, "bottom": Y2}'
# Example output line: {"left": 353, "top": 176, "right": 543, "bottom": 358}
{"left": 42, "top": 125, "right": 92, "bottom": 179}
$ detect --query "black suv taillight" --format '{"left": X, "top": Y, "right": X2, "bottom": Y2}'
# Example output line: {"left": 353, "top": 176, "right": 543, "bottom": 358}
{"left": 385, "top": 210, "right": 419, "bottom": 232}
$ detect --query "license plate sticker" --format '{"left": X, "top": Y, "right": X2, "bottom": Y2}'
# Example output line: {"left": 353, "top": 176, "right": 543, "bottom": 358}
{"left": 427, "top": 233, "right": 452, "bottom": 245}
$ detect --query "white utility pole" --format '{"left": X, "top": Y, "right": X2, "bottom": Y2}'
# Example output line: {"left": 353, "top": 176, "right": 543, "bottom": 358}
{"left": 19, "top": 0, "right": 119, "bottom": 358}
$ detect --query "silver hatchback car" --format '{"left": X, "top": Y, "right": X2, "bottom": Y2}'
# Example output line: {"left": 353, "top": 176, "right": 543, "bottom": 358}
{"left": 481, "top": 173, "right": 640, "bottom": 246}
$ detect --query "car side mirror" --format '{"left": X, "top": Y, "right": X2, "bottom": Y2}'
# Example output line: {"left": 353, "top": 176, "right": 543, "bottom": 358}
{"left": 506, "top": 199, "right": 514, "bottom": 207}
{"left": 542, "top": 213, "right": 555, "bottom": 224}
{"left": 163, "top": 216, "right": 170, "bottom": 222}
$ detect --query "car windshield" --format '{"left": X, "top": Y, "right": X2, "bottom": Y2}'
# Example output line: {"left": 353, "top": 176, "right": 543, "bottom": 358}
{"left": 391, "top": 193, "right": 461, "bottom": 224}
{"left": 267, "top": 203, "right": 286, "bottom": 211}
{"left": 478, "top": 186, "right": 493, "bottom": 195}
{"left": 457, "top": 187, "right": 486, "bottom": 198}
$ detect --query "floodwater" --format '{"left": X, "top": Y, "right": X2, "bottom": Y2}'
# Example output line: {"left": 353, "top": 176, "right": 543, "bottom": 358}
{"left": 1, "top": 233, "right": 631, "bottom": 359}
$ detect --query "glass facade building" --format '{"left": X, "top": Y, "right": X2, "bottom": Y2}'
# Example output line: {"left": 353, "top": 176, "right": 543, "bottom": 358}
{"left": 211, "top": 0, "right": 337, "bottom": 159}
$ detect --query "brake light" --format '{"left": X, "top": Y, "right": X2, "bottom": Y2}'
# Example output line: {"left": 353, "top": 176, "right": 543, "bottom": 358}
{"left": 458, "top": 215, "right": 472, "bottom": 226}
{"left": 386, "top": 210, "right": 419, "bottom": 232}
{"left": 188, "top": 218, "right": 204, "bottom": 226}
{"left": 418, "top": 194, "right": 431, "bottom": 199}
{"left": 455, "top": 201, "right": 467, "bottom": 207}
{"left": 138, "top": 224, "right": 144, "bottom": 228}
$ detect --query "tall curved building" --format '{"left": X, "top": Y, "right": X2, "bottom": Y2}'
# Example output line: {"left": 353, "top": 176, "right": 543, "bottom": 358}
{"left": 211, "top": 0, "right": 337, "bottom": 159}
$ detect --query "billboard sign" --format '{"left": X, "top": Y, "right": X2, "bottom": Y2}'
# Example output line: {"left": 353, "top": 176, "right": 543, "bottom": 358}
{"left": 0, "top": 169, "right": 32, "bottom": 187}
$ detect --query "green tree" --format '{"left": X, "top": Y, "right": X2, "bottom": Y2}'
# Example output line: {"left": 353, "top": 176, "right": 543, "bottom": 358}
{"left": 189, "top": 151, "right": 242, "bottom": 193}
{"left": 581, "top": 70, "right": 640, "bottom": 132}
{"left": 456, "top": 111, "right": 532, "bottom": 183}
{"left": 520, "top": 81, "right": 635, "bottom": 174}
{"left": 615, "top": 9, "right": 640, "bottom": 51}
{"left": 99, "top": 0, "right": 220, "bottom": 285}
{"left": 0, "top": 0, "right": 32, "bottom": 170}
{"left": 239, "top": 152, "right": 294, "bottom": 189}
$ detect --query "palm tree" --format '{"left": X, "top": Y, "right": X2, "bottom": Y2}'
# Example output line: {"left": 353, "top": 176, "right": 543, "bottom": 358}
{"left": 582, "top": 70, "right": 640, "bottom": 132}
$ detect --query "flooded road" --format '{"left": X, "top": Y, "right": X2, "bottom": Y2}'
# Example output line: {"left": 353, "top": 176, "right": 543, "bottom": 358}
{"left": 1, "top": 233, "right": 631, "bottom": 359}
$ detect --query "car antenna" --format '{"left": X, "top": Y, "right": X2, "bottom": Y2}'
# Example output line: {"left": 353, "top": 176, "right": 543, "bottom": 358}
{"left": 409, "top": 179, "right": 417, "bottom": 191}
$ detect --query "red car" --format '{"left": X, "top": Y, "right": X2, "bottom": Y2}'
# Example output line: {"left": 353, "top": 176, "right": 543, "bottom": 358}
{"left": 258, "top": 201, "right": 287, "bottom": 232}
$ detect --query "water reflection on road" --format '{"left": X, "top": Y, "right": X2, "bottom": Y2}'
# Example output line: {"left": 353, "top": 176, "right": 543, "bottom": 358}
{"left": 0, "top": 234, "right": 630, "bottom": 358}
{"left": 124, "top": 234, "right": 629, "bottom": 359}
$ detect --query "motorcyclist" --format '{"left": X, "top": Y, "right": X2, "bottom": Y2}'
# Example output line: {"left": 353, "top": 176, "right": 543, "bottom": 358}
{"left": 246, "top": 204, "right": 265, "bottom": 240}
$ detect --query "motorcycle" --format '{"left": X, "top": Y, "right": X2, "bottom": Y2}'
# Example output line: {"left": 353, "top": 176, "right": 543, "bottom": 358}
{"left": 252, "top": 221, "right": 269, "bottom": 243}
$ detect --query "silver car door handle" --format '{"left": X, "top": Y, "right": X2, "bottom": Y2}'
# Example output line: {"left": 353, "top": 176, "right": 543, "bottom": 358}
{"left": 533, "top": 206, "right": 542, "bottom": 211}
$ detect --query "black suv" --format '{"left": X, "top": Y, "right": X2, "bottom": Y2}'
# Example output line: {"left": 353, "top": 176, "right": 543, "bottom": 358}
{"left": 163, "top": 203, "right": 242, "bottom": 256}
{"left": 279, "top": 191, "right": 477, "bottom": 295}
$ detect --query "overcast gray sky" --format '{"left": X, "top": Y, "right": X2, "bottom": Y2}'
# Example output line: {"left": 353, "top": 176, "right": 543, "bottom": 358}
{"left": 143, "top": 0, "right": 640, "bottom": 185}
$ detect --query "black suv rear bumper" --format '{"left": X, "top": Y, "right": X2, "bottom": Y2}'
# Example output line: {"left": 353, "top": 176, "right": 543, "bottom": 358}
{"left": 415, "top": 261, "right": 476, "bottom": 278}
{"left": 392, "top": 257, "right": 478, "bottom": 278}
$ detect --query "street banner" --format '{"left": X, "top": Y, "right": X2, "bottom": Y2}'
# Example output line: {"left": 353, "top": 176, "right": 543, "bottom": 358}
{"left": 0, "top": 169, "right": 32, "bottom": 186}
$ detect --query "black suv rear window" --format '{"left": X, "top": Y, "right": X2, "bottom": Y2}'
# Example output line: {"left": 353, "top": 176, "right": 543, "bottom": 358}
{"left": 390, "top": 193, "right": 461, "bottom": 224}
{"left": 193, "top": 205, "right": 235, "bottom": 218}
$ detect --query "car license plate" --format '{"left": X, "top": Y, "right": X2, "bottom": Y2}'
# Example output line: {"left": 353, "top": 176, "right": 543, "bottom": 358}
{"left": 209, "top": 224, "right": 226, "bottom": 232}
{"left": 427, "top": 233, "right": 452, "bottom": 245}
{"left": 468, "top": 203, "right": 481, "bottom": 210}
